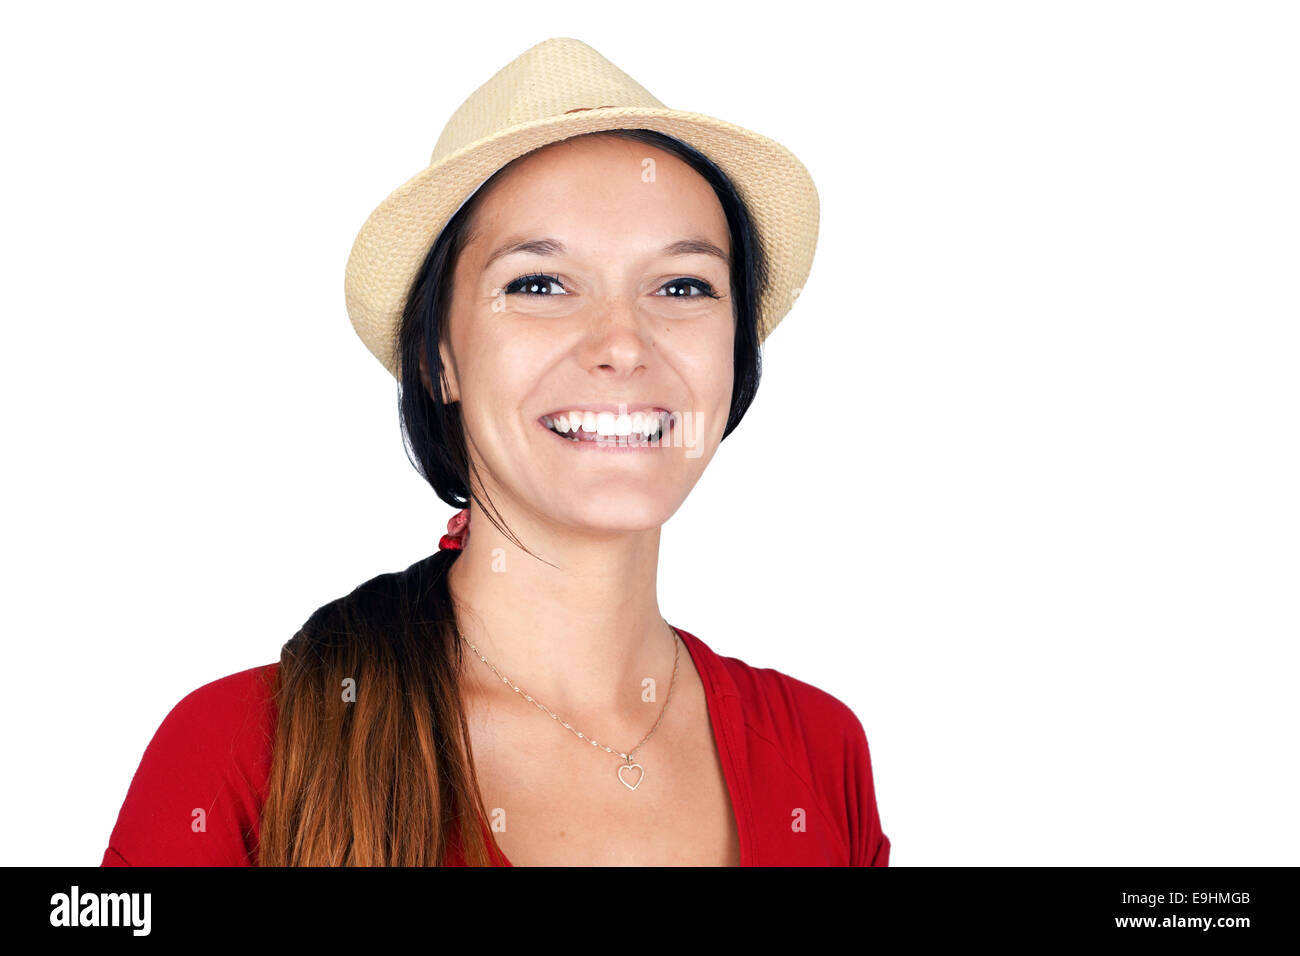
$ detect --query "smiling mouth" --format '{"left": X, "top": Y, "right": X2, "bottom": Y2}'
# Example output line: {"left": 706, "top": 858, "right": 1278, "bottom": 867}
{"left": 541, "top": 409, "right": 672, "bottom": 444}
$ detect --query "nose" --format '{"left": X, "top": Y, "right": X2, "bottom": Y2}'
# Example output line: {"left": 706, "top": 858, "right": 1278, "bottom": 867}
{"left": 578, "top": 294, "right": 653, "bottom": 374}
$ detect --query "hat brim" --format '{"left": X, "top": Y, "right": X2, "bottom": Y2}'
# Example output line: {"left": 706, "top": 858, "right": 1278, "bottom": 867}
{"left": 344, "top": 106, "right": 819, "bottom": 378}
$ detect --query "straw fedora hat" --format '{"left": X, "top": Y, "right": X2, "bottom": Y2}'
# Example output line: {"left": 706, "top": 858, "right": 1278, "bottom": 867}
{"left": 344, "top": 36, "right": 820, "bottom": 378}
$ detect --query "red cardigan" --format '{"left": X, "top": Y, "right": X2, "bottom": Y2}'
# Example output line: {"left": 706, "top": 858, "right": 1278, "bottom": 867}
{"left": 101, "top": 626, "right": 890, "bottom": 866}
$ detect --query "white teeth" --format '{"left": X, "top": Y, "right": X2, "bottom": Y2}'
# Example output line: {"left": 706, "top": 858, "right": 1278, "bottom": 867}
{"left": 544, "top": 410, "right": 670, "bottom": 440}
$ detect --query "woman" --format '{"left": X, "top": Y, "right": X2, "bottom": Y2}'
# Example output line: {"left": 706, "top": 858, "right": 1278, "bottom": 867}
{"left": 100, "top": 37, "right": 889, "bottom": 866}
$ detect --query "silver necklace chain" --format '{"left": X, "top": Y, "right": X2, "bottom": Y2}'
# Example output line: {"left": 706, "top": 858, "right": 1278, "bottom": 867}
{"left": 459, "top": 621, "right": 681, "bottom": 790}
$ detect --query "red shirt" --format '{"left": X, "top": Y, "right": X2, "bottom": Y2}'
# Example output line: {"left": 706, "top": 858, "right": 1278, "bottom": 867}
{"left": 101, "top": 626, "right": 890, "bottom": 866}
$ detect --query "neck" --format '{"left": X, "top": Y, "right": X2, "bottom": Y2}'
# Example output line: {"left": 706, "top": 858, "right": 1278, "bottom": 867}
{"left": 445, "top": 505, "right": 675, "bottom": 719}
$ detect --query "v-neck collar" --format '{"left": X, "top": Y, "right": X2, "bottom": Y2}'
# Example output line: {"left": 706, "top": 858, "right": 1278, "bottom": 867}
{"left": 673, "top": 624, "right": 754, "bottom": 867}
{"left": 476, "top": 624, "right": 754, "bottom": 866}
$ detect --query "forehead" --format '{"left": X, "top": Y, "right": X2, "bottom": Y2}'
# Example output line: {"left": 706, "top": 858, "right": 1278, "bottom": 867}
{"left": 464, "top": 134, "right": 730, "bottom": 253}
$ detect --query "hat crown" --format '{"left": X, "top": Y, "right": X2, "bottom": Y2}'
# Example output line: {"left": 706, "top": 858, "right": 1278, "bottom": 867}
{"left": 430, "top": 37, "right": 666, "bottom": 164}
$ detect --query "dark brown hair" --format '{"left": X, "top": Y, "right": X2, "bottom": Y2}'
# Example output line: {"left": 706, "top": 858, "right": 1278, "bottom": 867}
{"left": 257, "top": 129, "right": 767, "bottom": 865}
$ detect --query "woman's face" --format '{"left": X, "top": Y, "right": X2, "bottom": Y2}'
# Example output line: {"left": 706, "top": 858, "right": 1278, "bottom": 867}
{"left": 431, "top": 133, "right": 735, "bottom": 535}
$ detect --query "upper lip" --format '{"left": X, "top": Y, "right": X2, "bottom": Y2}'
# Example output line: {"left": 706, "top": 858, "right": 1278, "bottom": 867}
{"left": 539, "top": 403, "right": 672, "bottom": 419}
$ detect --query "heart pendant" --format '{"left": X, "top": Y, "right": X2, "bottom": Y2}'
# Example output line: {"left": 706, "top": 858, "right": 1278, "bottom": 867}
{"left": 617, "top": 762, "right": 644, "bottom": 791}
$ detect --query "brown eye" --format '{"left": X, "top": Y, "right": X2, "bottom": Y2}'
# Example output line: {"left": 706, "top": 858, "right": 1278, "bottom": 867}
{"left": 657, "top": 278, "right": 721, "bottom": 299}
{"left": 505, "top": 273, "right": 568, "bottom": 295}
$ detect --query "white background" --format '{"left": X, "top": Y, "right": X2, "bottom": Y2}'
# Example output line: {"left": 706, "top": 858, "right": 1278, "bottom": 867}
{"left": 1, "top": 1, "right": 1295, "bottom": 866}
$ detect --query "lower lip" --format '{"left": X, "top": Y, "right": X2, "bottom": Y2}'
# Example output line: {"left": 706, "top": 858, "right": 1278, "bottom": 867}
{"left": 538, "top": 418, "right": 674, "bottom": 453}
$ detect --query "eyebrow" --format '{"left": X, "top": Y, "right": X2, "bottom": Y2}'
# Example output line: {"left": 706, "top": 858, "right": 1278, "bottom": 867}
{"left": 482, "top": 236, "right": 730, "bottom": 270}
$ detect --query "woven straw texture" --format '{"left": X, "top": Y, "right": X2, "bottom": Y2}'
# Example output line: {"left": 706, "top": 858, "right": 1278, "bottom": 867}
{"left": 344, "top": 37, "right": 819, "bottom": 378}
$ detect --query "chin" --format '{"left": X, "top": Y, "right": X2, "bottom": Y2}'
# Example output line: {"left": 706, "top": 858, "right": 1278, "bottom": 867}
{"left": 548, "top": 495, "right": 680, "bottom": 535}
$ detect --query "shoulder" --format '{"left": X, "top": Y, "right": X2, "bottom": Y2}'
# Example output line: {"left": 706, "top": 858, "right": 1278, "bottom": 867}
{"left": 675, "top": 627, "right": 890, "bottom": 866}
{"left": 101, "top": 662, "right": 281, "bottom": 867}
{"left": 165, "top": 662, "right": 280, "bottom": 728}
{"left": 678, "top": 627, "right": 867, "bottom": 748}
{"left": 138, "top": 663, "right": 281, "bottom": 767}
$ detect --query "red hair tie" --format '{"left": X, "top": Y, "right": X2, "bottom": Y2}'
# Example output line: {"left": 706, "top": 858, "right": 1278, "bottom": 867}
{"left": 439, "top": 507, "right": 471, "bottom": 551}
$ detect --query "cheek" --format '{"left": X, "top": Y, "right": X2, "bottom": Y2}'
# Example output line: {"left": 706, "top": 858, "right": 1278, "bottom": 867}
{"left": 669, "top": 344, "right": 734, "bottom": 451}
{"left": 708, "top": 336, "right": 737, "bottom": 442}
{"left": 689, "top": 331, "right": 735, "bottom": 413}
{"left": 457, "top": 396, "right": 503, "bottom": 460}
{"left": 455, "top": 342, "right": 546, "bottom": 446}
{"left": 453, "top": 364, "right": 508, "bottom": 440}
